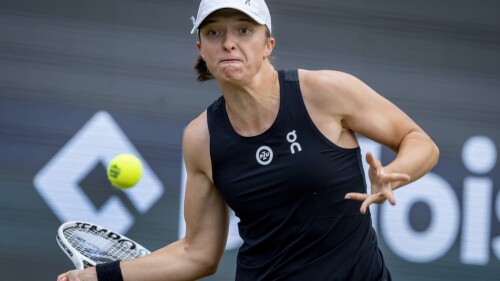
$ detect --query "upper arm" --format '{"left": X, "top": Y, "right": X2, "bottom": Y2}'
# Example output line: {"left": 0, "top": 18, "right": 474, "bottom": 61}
{"left": 181, "top": 111, "right": 229, "bottom": 265}
{"left": 302, "top": 70, "right": 423, "bottom": 152}
{"left": 117, "top": 112, "right": 229, "bottom": 280}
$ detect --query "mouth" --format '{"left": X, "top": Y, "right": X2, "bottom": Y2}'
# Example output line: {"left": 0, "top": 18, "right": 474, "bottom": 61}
{"left": 219, "top": 58, "right": 241, "bottom": 64}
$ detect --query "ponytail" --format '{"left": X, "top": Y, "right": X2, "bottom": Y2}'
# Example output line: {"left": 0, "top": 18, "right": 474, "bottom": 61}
{"left": 194, "top": 55, "right": 215, "bottom": 82}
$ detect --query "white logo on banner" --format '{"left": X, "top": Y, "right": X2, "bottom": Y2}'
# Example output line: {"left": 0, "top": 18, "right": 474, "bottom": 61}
{"left": 33, "top": 111, "right": 164, "bottom": 234}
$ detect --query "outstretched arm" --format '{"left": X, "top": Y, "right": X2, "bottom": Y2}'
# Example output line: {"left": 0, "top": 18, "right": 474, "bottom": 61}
{"left": 57, "top": 111, "right": 229, "bottom": 281}
{"left": 120, "top": 112, "right": 229, "bottom": 280}
{"left": 301, "top": 70, "right": 439, "bottom": 214}
{"left": 340, "top": 72, "right": 439, "bottom": 213}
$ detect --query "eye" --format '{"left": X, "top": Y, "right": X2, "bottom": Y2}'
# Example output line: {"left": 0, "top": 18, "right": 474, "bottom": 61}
{"left": 239, "top": 27, "right": 251, "bottom": 35}
{"left": 203, "top": 28, "right": 220, "bottom": 37}
{"left": 206, "top": 29, "right": 220, "bottom": 36}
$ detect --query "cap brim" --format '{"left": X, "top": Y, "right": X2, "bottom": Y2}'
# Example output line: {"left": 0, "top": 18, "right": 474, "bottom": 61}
{"left": 192, "top": 5, "right": 266, "bottom": 34}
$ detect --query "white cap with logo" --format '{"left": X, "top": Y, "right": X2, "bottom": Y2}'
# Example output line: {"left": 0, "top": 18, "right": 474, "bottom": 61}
{"left": 191, "top": 0, "right": 272, "bottom": 34}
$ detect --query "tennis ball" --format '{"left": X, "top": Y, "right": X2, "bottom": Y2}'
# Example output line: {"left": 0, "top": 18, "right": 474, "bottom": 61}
{"left": 107, "top": 154, "right": 143, "bottom": 189}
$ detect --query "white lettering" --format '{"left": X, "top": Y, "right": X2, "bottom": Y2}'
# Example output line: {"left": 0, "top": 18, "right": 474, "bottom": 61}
{"left": 286, "top": 130, "right": 302, "bottom": 154}
{"left": 461, "top": 177, "right": 492, "bottom": 265}
{"left": 381, "top": 173, "right": 460, "bottom": 263}
{"left": 460, "top": 135, "right": 496, "bottom": 264}
{"left": 286, "top": 130, "right": 298, "bottom": 143}
{"left": 492, "top": 191, "right": 500, "bottom": 260}
{"left": 462, "top": 136, "right": 497, "bottom": 174}
{"left": 290, "top": 142, "right": 302, "bottom": 154}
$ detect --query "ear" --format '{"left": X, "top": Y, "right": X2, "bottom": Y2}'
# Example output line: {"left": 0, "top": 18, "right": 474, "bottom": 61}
{"left": 196, "top": 41, "right": 205, "bottom": 59}
{"left": 263, "top": 37, "right": 276, "bottom": 58}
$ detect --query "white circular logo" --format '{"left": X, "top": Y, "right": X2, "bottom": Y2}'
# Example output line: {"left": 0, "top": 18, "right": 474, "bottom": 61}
{"left": 256, "top": 146, "right": 273, "bottom": 165}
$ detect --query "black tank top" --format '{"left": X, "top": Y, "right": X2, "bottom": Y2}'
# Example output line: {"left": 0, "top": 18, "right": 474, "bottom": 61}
{"left": 207, "top": 69, "right": 390, "bottom": 281}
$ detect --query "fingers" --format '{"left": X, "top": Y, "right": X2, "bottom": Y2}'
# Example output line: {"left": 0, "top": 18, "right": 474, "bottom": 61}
{"left": 344, "top": 192, "right": 368, "bottom": 201}
{"left": 366, "top": 152, "right": 411, "bottom": 179}
{"left": 57, "top": 273, "right": 68, "bottom": 281}
{"left": 345, "top": 192, "right": 397, "bottom": 214}
{"left": 384, "top": 189, "right": 396, "bottom": 205}
{"left": 365, "top": 152, "right": 381, "bottom": 171}
{"left": 360, "top": 198, "right": 371, "bottom": 214}
{"left": 366, "top": 151, "right": 411, "bottom": 188}
{"left": 345, "top": 192, "right": 373, "bottom": 214}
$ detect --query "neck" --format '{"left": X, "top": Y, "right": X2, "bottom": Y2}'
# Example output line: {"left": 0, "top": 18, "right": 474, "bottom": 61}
{"left": 220, "top": 65, "right": 280, "bottom": 137}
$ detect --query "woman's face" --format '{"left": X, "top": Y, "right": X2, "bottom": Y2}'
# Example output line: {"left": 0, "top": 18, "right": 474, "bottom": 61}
{"left": 197, "top": 9, "right": 275, "bottom": 83}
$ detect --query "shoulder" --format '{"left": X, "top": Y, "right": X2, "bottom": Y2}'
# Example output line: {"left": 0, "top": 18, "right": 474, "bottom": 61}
{"left": 183, "top": 111, "right": 209, "bottom": 153}
{"left": 297, "top": 69, "right": 368, "bottom": 115}
{"left": 183, "top": 111, "right": 211, "bottom": 173}
{"left": 298, "top": 69, "right": 363, "bottom": 94}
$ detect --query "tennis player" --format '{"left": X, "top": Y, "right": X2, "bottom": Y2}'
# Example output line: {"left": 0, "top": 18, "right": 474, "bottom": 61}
{"left": 58, "top": 0, "right": 439, "bottom": 280}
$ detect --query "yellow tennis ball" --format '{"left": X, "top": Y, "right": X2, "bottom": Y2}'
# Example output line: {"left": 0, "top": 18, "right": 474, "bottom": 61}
{"left": 107, "top": 154, "right": 143, "bottom": 189}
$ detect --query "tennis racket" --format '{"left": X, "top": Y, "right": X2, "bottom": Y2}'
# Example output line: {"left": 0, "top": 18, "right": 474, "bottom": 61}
{"left": 56, "top": 221, "right": 150, "bottom": 269}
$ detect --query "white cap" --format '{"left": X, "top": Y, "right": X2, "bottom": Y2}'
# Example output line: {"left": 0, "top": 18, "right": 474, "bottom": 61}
{"left": 191, "top": 0, "right": 272, "bottom": 34}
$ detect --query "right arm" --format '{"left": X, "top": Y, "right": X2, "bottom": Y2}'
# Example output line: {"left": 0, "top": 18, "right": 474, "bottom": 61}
{"left": 58, "top": 111, "right": 230, "bottom": 281}
{"left": 120, "top": 111, "right": 229, "bottom": 280}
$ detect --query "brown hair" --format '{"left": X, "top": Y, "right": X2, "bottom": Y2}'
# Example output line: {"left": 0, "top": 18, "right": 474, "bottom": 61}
{"left": 194, "top": 55, "right": 215, "bottom": 82}
{"left": 194, "top": 27, "right": 272, "bottom": 82}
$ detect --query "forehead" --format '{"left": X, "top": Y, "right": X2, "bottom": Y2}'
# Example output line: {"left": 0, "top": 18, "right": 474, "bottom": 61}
{"left": 201, "top": 8, "right": 258, "bottom": 26}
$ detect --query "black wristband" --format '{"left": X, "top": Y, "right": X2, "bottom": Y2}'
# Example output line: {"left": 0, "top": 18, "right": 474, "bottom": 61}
{"left": 95, "top": 260, "right": 124, "bottom": 281}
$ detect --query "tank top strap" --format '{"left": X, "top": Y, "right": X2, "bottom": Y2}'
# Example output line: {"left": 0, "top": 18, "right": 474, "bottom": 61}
{"left": 278, "top": 69, "right": 310, "bottom": 125}
{"left": 281, "top": 69, "right": 299, "bottom": 82}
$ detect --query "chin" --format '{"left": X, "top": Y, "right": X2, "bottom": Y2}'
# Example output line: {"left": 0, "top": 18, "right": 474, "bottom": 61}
{"left": 219, "top": 68, "right": 246, "bottom": 81}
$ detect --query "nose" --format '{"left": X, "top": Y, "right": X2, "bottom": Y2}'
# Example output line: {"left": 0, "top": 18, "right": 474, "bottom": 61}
{"left": 222, "top": 32, "right": 237, "bottom": 51}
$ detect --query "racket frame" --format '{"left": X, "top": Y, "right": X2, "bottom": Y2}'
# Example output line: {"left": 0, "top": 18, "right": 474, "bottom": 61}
{"left": 56, "top": 221, "right": 150, "bottom": 270}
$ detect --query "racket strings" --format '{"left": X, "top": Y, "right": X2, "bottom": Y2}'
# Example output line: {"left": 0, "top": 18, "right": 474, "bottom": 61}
{"left": 64, "top": 227, "right": 146, "bottom": 263}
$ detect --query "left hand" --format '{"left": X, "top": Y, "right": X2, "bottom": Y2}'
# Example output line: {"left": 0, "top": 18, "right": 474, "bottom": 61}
{"left": 57, "top": 268, "right": 97, "bottom": 281}
{"left": 345, "top": 152, "right": 411, "bottom": 214}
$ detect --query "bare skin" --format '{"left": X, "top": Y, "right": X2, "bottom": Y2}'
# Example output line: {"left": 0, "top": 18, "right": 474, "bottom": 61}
{"left": 57, "top": 8, "right": 439, "bottom": 281}
{"left": 297, "top": 69, "right": 438, "bottom": 214}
